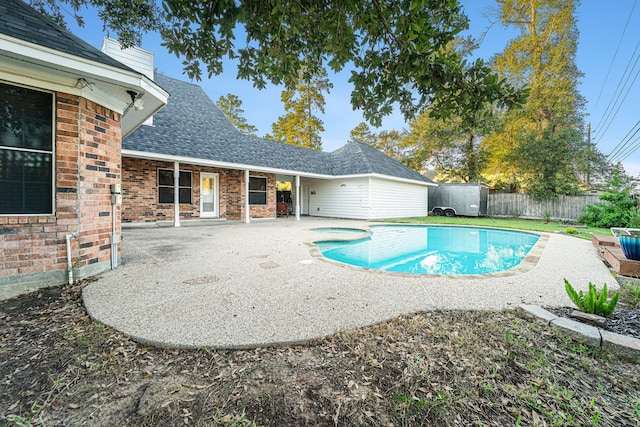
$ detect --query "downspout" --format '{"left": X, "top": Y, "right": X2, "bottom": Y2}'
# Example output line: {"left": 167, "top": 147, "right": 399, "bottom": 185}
{"left": 111, "top": 201, "right": 118, "bottom": 269}
{"left": 110, "top": 184, "right": 122, "bottom": 269}
{"left": 66, "top": 234, "right": 76, "bottom": 284}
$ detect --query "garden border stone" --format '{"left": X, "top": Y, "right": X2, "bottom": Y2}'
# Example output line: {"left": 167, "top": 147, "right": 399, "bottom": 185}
{"left": 517, "top": 304, "right": 640, "bottom": 360}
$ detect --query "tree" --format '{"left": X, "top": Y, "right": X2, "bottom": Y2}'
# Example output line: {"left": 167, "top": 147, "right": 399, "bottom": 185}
{"left": 270, "top": 67, "right": 332, "bottom": 150}
{"left": 511, "top": 126, "right": 582, "bottom": 198}
{"left": 403, "top": 109, "right": 492, "bottom": 182}
{"left": 32, "top": 0, "right": 525, "bottom": 126}
{"left": 215, "top": 93, "right": 258, "bottom": 136}
{"left": 395, "top": 32, "right": 526, "bottom": 182}
{"left": 486, "top": 0, "right": 585, "bottom": 195}
{"left": 373, "top": 130, "right": 408, "bottom": 163}
{"left": 348, "top": 122, "right": 376, "bottom": 146}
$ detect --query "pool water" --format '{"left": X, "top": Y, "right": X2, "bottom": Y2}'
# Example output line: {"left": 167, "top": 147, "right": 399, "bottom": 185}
{"left": 315, "top": 225, "right": 539, "bottom": 275}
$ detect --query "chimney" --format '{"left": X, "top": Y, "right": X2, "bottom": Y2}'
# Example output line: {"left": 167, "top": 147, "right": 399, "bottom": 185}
{"left": 101, "top": 37, "right": 155, "bottom": 125}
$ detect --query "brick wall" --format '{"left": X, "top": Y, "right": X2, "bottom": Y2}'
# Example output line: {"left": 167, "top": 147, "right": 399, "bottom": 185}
{"left": 0, "top": 93, "right": 122, "bottom": 299}
{"left": 122, "top": 158, "right": 276, "bottom": 222}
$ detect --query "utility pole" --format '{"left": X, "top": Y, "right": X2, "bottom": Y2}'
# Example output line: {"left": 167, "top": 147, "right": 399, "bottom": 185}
{"left": 586, "top": 122, "right": 591, "bottom": 188}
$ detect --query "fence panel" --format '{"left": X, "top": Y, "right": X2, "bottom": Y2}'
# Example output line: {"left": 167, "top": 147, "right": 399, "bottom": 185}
{"left": 487, "top": 194, "right": 600, "bottom": 221}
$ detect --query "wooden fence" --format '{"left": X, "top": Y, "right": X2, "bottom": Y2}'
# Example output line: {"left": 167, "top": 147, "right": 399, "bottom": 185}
{"left": 487, "top": 194, "right": 601, "bottom": 221}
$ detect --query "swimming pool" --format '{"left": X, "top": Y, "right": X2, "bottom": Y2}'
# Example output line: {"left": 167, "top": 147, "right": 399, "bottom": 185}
{"left": 315, "top": 225, "right": 540, "bottom": 275}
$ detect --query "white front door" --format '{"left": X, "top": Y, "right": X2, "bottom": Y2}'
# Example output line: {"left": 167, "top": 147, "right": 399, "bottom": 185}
{"left": 200, "top": 173, "right": 219, "bottom": 218}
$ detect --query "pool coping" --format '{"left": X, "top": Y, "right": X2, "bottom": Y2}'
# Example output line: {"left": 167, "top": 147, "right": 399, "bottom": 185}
{"left": 306, "top": 223, "right": 549, "bottom": 279}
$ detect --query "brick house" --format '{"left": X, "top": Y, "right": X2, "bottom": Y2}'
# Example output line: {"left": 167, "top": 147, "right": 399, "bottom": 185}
{"left": 97, "top": 39, "right": 434, "bottom": 227}
{"left": 1, "top": 0, "right": 434, "bottom": 300}
{"left": 0, "top": 0, "right": 168, "bottom": 299}
{"left": 120, "top": 72, "right": 435, "bottom": 226}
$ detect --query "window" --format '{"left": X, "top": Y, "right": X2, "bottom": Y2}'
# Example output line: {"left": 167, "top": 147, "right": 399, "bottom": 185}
{"left": 158, "top": 169, "right": 192, "bottom": 204}
{"left": 0, "top": 82, "right": 54, "bottom": 215}
{"left": 249, "top": 176, "right": 267, "bottom": 205}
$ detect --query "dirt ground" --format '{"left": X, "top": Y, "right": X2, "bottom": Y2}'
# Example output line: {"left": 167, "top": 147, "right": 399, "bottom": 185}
{"left": 1, "top": 279, "right": 640, "bottom": 427}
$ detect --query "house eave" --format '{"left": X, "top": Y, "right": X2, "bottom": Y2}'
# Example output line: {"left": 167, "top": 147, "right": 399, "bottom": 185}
{"left": 122, "top": 149, "right": 335, "bottom": 179}
{"left": 333, "top": 173, "right": 435, "bottom": 186}
{"left": 0, "top": 33, "right": 169, "bottom": 135}
{"left": 122, "top": 150, "right": 435, "bottom": 185}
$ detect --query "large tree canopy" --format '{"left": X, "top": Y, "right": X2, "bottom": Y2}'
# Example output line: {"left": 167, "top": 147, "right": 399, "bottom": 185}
{"left": 32, "top": 0, "right": 524, "bottom": 125}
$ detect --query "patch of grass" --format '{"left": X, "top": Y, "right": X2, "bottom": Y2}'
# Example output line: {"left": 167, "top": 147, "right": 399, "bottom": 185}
{"left": 622, "top": 282, "right": 640, "bottom": 308}
{"left": 379, "top": 216, "right": 611, "bottom": 240}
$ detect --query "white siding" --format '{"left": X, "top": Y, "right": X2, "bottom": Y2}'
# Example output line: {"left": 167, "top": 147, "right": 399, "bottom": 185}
{"left": 306, "top": 177, "right": 371, "bottom": 219}
{"left": 304, "top": 176, "right": 429, "bottom": 220}
{"left": 369, "top": 177, "right": 429, "bottom": 219}
{"left": 101, "top": 38, "right": 154, "bottom": 79}
{"left": 101, "top": 37, "right": 154, "bottom": 126}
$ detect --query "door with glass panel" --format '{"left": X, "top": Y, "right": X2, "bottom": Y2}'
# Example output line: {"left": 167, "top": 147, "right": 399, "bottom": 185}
{"left": 200, "top": 173, "right": 219, "bottom": 218}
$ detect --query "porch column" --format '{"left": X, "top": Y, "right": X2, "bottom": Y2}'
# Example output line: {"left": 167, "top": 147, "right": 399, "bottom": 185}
{"left": 244, "top": 169, "right": 250, "bottom": 224}
{"left": 173, "top": 161, "right": 180, "bottom": 227}
{"left": 295, "top": 175, "right": 301, "bottom": 221}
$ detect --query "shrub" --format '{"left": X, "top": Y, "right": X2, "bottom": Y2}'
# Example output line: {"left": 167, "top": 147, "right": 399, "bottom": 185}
{"left": 578, "top": 173, "right": 638, "bottom": 228}
{"left": 564, "top": 279, "right": 619, "bottom": 317}
{"left": 565, "top": 227, "right": 578, "bottom": 234}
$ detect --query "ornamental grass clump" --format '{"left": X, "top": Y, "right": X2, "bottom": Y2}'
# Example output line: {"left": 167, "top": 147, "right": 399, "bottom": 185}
{"left": 564, "top": 279, "right": 619, "bottom": 317}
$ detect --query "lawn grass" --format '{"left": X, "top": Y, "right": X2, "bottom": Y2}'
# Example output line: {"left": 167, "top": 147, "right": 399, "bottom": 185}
{"left": 379, "top": 216, "right": 611, "bottom": 240}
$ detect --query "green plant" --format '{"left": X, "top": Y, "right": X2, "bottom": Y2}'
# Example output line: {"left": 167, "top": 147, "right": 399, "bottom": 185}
{"left": 628, "top": 207, "right": 640, "bottom": 228}
{"left": 578, "top": 173, "right": 638, "bottom": 228}
{"left": 565, "top": 227, "right": 578, "bottom": 234}
{"left": 543, "top": 210, "right": 552, "bottom": 223}
{"left": 564, "top": 279, "right": 619, "bottom": 317}
{"left": 626, "top": 283, "right": 640, "bottom": 309}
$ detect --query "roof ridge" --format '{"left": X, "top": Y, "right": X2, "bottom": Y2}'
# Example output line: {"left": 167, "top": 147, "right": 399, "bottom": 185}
{"left": 353, "top": 141, "right": 374, "bottom": 171}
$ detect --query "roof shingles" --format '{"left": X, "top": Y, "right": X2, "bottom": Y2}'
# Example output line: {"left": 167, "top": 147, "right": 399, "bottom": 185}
{"left": 125, "top": 74, "right": 433, "bottom": 184}
{"left": 0, "top": 0, "right": 135, "bottom": 73}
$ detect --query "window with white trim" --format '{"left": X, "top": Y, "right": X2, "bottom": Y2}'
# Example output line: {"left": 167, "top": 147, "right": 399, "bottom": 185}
{"left": 249, "top": 176, "right": 267, "bottom": 205}
{"left": 158, "top": 169, "right": 192, "bottom": 204}
{"left": 0, "top": 82, "right": 54, "bottom": 215}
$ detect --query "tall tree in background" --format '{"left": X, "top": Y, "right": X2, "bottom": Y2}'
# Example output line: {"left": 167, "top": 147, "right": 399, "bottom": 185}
{"left": 485, "top": 0, "right": 584, "bottom": 196}
{"left": 348, "top": 122, "right": 376, "bottom": 146}
{"left": 270, "top": 67, "right": 332, "bottom": 150}
{"left": 401, "top": 38, "right": 521, "bottom": 182}
{"left": 403, "top": 107, "right": 494, "bottom": 182}
{"left": 348, "top": 123, "right": 409, "bottom": 164}
{"left": 215, "top": 94, "right": 258, "bottom": 136}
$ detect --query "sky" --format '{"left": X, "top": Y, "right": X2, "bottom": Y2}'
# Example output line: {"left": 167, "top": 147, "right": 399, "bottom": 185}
{"left": 62, "top": 0, "right": 640, "bottom": 176}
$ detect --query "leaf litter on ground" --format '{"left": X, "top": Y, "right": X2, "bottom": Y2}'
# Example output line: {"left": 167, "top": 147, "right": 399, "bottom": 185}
{"left": 1, "top": 280, "right": 639, "bottom": 426}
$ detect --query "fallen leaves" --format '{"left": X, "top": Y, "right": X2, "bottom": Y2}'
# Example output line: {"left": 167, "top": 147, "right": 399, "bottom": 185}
{"left": 2, "top": 284, "right": 640, "bottom": 426}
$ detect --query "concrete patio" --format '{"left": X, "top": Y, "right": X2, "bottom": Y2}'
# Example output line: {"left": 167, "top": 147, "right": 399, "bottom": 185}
{"left": 82, "top": 218, "right": 615, "bottom": 349}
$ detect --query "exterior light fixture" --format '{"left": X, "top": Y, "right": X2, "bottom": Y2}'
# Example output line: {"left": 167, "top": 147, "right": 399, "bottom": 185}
{"left": 126, "top": 90, "right": 144, "bottom": 111}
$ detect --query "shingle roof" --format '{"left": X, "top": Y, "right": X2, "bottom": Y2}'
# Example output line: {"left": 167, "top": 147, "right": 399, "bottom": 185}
{"left": 330, "top": 140, "right": 431, "bottom": 183}
{"left": 124, "top": 74, "right": 433, "bottom": 184}
{"left": 0, "top": 0, "right": 135, "bottom": 73}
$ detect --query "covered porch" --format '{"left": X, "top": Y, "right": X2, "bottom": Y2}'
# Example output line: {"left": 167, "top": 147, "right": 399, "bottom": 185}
{"left": 121, "top": 155, "right": 325, "bottom": 226}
